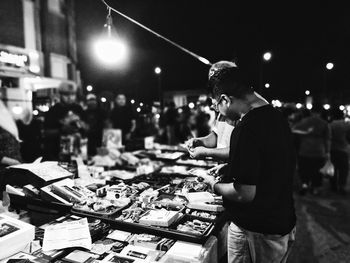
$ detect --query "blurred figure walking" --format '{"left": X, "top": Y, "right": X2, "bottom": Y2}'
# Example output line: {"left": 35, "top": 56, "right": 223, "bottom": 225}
{"left": 292, "top": 103, "right": 331, "bottom": 195}
{"left": 330, "top": 108, "right": 350, "bottom": 195}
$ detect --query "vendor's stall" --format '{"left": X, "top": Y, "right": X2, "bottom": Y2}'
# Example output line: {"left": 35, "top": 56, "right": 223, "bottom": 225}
{"left": 1, "top": 144, "right": 227, "bottom": 263}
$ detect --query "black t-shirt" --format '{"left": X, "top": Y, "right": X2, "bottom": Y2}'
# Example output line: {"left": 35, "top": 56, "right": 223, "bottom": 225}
{"left": 82, "top": 108, "right": 107, "bottom": 134}
{"left": 223, "top": 105, "right": 296, "bottom": 235}
{"left": 44, "top": 103, "right": 84, "bottom": 159}
{"left": 44, "top": 103, "right": 84, "bottom": 129}
{"left": 109, "top": 106, "right": 135, "bottom": 133}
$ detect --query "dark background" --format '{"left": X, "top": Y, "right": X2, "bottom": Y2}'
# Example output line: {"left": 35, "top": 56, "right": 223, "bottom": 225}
{"left": 75, "top": 0, "right": 350, "bottom": 104}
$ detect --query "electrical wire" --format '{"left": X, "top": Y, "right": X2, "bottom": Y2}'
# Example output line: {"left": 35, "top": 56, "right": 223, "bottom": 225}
{"left": 100, "top": 0, "right": 212, "bottom": 66}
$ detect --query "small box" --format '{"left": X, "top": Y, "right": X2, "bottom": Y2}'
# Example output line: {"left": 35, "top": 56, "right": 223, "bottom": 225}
{"left": 187, "top": 201, "right": 224, "bottom": 212}
{"left": 139, "top": 209, "right": 180, "bottom": 227}
{"left": 41, "top": 178, "right": 93, "bottom": 205}
{"left": 62, "top": 250, "right": 98, "bottom": 263}
{"left": 0, "top": 214, "right": 35, "bottom": 260}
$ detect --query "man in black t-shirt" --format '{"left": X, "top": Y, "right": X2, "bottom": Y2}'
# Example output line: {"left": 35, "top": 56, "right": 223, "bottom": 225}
{"left": 44, "top": 83, "right": 87, "bottom": 160}
{"left": 109, "top": 94, "right": 136, "bottom": 143}
{"left": 200, "top": 67, "right": 296, "bottom": 263}
{"left": 82, "top": 94, "right": 108, "bottom": 156}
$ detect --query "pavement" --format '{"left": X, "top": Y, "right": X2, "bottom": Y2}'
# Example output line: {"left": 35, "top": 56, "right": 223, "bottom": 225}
{"left": 288, "top": 178, "right": 350, "bottom": 263}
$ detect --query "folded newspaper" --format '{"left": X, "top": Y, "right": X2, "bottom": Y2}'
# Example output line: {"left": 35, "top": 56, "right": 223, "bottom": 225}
{"left": 10, "top": 159, "right": 72, "bottom": 183}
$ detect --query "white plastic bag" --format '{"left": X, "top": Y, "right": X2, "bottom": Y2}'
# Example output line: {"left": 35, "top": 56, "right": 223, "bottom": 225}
{"left": 320, "top": 160, "right": 335, "bottom": 177}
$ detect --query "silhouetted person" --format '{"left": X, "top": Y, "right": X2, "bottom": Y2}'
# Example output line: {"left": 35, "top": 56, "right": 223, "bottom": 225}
{"left": 292, "top": 103, "right": 331, "bottom": 195}
{"left": 109, "top": 94, "right": 136, "bottom": 144}
{"left": 330, "top": 108, "right": 350, "bottom": 195}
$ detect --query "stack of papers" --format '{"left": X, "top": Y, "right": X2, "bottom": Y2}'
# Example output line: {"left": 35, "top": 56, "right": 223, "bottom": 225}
{"left": 42, "top": 218, "right": 92, "bottom": 251}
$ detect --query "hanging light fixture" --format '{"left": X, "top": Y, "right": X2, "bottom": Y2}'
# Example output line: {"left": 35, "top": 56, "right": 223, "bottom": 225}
{"left": 94, "top": 7, "right": 128, "bottom": 65}
{"left": 100, "top": 0, "right": 211, "bottom": 66}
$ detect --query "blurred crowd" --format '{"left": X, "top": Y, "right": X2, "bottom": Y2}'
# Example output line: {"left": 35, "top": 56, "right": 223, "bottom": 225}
{"left": 0, "top": 82, "right": 216, "bottom": 166}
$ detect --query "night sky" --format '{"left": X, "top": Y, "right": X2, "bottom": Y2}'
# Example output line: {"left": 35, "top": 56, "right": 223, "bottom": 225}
{"left": 75, "top": 1, "right": 350, "bottom": 105}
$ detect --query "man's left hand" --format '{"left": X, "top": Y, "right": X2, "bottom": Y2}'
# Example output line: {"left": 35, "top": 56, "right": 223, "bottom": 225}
{"left": 189, "top": 146, "right": 207, "bottom": 159}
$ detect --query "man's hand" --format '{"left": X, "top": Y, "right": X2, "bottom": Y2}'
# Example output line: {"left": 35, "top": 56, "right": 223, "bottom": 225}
{"left": 189, "top": 146, "right": 207, "bottom": 159}
{"left": 208, "top": 163, "right": 227, "bottom": 176}
{"left": 185, "top": 138, "right": 202, "bottom": 149}
{"left": 197, "top": 174, "right": 216, "bottom": 191}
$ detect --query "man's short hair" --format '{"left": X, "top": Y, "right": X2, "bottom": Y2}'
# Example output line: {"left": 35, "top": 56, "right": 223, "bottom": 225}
{"left": 208, "top": 60, "right": 237, "bottom": 80}
{"left": 209, "top": 67, "right": 254, "bottom": 99}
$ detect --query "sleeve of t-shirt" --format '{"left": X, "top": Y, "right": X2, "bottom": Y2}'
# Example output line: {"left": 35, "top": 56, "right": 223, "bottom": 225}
{"left": 232, "top": 128, "right": 260, "bottom": 185}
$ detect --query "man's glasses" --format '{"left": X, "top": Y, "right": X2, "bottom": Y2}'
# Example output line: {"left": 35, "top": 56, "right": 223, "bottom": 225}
{"left": 209, "top": 96, "right": 224, "bottom": 111}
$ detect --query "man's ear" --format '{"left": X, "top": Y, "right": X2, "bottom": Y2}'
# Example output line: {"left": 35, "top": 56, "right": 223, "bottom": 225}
{"left": 221, "top": 94, "right": 231, "bottom": 104}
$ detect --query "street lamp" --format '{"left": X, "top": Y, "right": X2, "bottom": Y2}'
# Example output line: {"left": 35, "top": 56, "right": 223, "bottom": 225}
{"left": 263, "top": 52, "right": 272, "bottom": 61}
{"left": 326, "top": 62, "right": 334, "bottom": 70}
{"left": 323, "top": 104, "right": 330, "bottom": 110}
{"left": 155, "top": 66, "right": 162, "bottom": 108}
{"left": 155, "top": 67, "right": 161, "bottom": 74}
{"left": 260, "top": 51, "right": 272, "bottom": 90}
{"left": 265, "top": 83, "right": 270, "bottom": 88}
{"left": 324, "top": 62, "right": 334, "bottom": 98}
{"left": 86, "top": 85, "right": 93, "bottom": 92}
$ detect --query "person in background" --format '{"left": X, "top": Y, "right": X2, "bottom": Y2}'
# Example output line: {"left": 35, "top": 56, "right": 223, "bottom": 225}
{"left": 174, "top": 108, "right": 197, "bottom": 143}
{"left": 0, "top": 98, "right": 22, "bottom": 168}
{"left": 329, "top": 108, "right": 350, "bottom": 195}
{"left": 0, "top": 94, "right": 22, "bottom": 195}
{"left": 199, "top": 67, "right": 296, "bottom": 263}
{"left": 162, "top": 101, "right": 178, "bottom": 145}
{"left": 83, "top": 94, "right": 107, "bottom": 157}
{"left": 44, "top": 83, "right": 87, "bottom": 160}
{"left": 109, "top": 93, "right": 136, "bottom": 143}
{"left": 195, "top": 105, "right": 211, "bottom": 138}
{"left": 292, "top": 103, "right": 331, "bottom": 195}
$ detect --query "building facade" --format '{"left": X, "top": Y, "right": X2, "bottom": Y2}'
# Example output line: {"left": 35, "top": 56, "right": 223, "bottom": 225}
{"left": 0, "top": 0, "right": 80, "bottom": 122}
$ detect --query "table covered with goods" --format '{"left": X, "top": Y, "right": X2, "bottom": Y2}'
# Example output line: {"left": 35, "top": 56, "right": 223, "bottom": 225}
{"left": 1, "top": 144, "right": 228, "bottom": 263}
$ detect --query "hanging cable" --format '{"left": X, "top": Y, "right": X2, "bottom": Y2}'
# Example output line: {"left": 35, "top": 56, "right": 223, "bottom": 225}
{"left": 100, "top": 0, "right": 212, "bottom": 66}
